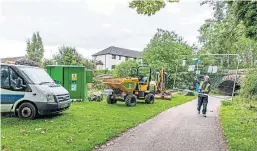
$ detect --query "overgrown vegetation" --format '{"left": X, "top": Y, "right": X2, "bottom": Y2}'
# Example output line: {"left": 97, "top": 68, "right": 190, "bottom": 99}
{"left": 240, "top": 68, "right": 257, "bottom": 101}
{"left": 1, "top": 95, "right": 195, "bottom": 151}
{"left": 220, "top": 98, "right": 257, "bottom": 151}
{"left": 220, "top": 67, "right": 257, "bottom": 150}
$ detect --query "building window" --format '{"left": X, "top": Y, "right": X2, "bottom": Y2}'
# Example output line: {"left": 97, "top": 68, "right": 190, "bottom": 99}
{"left": 125, "top": 57, "right": 128, "bottom": 60}
{"left": 112, "top": 55, "right": 116, "bottom": 59}
{"left": 119, "top": 56, "right": 121, "bottom": 60}
{"left": 111, "top": 65, "right": 116, "bottom": 69}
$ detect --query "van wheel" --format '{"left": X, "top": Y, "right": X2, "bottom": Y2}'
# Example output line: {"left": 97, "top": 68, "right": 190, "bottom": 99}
{"left": 18, "top": 102, "right": 37, "bottom": 120}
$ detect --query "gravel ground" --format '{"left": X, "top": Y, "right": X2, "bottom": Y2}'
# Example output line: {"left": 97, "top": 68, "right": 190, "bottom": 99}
{"left": 94, "top": 96, "right": 227, "bottom": 151}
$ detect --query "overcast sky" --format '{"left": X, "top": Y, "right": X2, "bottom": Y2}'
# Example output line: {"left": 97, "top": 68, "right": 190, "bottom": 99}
{"left": 0, "top": 0, "right": 213, "bottom": 59}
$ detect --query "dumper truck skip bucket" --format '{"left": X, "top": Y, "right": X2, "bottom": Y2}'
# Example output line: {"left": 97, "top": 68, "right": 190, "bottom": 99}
{"left": 103, "top": 78, "right": 139, "bottom": 94}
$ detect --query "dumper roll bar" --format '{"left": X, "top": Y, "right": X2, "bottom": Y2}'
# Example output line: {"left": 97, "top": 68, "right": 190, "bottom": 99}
{"left": 136, "top": 65, "right": 152, "bottom": 89}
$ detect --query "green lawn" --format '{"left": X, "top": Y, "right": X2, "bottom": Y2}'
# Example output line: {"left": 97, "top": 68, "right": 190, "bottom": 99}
{"left": 220, "top": 99, "right": 257, "bottom": 151}
{"left": 1, "top": 94, "right": 195, "bottom": 151}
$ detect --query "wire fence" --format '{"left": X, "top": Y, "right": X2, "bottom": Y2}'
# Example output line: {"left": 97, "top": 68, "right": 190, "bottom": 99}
{"left": 173, "top": 54, "right": 241, "bottom": 101}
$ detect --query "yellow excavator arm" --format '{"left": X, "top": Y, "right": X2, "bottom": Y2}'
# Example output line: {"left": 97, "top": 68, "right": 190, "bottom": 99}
{"left": 156, "top": 66, "right": 165, "bottom": 91}
{"left": 155, "top": 66, "right": 172, "bottom": 100}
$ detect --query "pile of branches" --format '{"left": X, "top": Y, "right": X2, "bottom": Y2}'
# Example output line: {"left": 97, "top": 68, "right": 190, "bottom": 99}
{"left": 15, "top": 58, "right": 40, "bottom": 67}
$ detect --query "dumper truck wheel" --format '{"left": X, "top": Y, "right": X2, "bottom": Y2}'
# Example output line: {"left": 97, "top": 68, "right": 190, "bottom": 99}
{"left": 88, "top": 97, "right": 92, "bottom": 101}
{"left": 18, "top": 102, "right": 37, "bottom": 120}
{"left": 107, "top": 95, "right": 116, "bottom": 104}
{"left": 96, "top": 96, "right": 101, "bottom": 102}
{"left": 145, "top": 93, "right": 154, "bottom": 104}
{"left": 125, "top": 94, "right": 137, "bottom": 107}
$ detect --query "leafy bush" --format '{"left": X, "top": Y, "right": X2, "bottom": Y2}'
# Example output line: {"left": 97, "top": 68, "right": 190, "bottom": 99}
{"left": 92, "top": 78, "right": 107, "bottom": 90}
{"left": 240, "top": 68, "right": 257, "bottom": 101}
{"left": 94, "top": 69, "right": 112, "bottom": 76}
{"left": 41, "top": 58, "right": 54, "bottom": 69}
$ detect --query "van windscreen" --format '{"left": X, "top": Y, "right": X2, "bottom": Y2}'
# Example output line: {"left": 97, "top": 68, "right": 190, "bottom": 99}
{"left": 19, "top": 67, "right": 54, "bottom": 84}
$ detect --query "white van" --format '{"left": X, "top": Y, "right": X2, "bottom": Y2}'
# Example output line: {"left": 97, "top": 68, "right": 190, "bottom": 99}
{"left": 0, "top": 63, "right": 71, "bottom": 120}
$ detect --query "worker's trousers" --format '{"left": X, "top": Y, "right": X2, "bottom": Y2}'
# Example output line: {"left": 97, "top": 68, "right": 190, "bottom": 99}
{"left": 197, "top": 95, "right": 208, "bottom": 114}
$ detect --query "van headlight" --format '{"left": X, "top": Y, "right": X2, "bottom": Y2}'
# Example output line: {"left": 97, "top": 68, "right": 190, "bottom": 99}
{"left": 46, "top": 94, "right": 55, "bottom": 102}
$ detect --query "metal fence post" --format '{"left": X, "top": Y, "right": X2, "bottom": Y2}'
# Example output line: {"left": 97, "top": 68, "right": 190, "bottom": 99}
{"left": 231, "top": 54, "right": 240, "bottom": 102}
{"left": 173, "top": 60, "right": 179, "bottom": 90}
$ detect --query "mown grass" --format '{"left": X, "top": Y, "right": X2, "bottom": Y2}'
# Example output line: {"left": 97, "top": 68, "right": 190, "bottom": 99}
{"left": 220, "top": 99, "right": 257, "bottom": 151}
{"left": 1, "top": 94, "right": 195, "bottom": 151}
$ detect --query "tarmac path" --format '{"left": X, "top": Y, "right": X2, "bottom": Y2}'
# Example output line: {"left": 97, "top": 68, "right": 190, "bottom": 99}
{"left": 94, "top": 96, "right": 227, "bottom": 151}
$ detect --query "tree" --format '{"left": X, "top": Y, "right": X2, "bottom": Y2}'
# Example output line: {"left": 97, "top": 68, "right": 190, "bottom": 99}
{"left": 228, "top": 1, "right": 257, "bottom": 40}
{"left": 84, "top": 59, "right": 96, "bottom": 70}
{"left": 26, "top": 31, "right": 44, "bottom": 63}
{"left": 142, "top": 29, "right": 192, "bottom": 88}
{"left": 129, "top": 0, "right": 257, "bottom": 41}
{"left": 200, "top": 0, "right": 227, "bottom": 22}
{"left": 112, "top": 60, "right": 139, "bottom": 78}
{"left": 41, "top": 58, "right": 54, "bottom": 69}
{"left": 200, "top": 1, "right": 257, "bottom": 41}
{"left": 129, "top": 0, "right": 178, "bottom": 16}
{"left": 198, "top": 1, "right": 257, "bottom": 68}
{"left": 53, "top": 45, "right": 96, "bottom": 70}
{"left": 240, "top": 68, "right": 257, "bottom": 101}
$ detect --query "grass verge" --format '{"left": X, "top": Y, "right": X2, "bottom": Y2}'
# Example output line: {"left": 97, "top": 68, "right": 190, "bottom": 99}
{"left": 220, "top": 98, "right": 257, "bottom": 151}
{"left": 1, "top": 94, "right": 195, "bottom": 151}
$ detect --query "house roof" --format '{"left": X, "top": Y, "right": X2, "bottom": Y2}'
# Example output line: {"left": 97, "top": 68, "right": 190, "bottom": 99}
{"left": 92, "top": 46, "right": 142, "bottom": 58}
{"left": 0, "top": 56, "right": 26, "bottom": 63}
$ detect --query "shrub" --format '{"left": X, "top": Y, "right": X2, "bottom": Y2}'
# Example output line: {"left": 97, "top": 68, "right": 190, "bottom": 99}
{"left": 94, "top": 69, "right": 112, "bottom": 76}
{"left": 92, "top": 78, "right": 107, "bottom": 90}
{"left": 240, "top": 68, "right": 257, "bottom": 101}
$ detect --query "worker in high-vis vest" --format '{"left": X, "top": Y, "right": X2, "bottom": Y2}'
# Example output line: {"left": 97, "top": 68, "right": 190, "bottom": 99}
{"left": 197, "top": 75, "right": 211, "bottom": 117}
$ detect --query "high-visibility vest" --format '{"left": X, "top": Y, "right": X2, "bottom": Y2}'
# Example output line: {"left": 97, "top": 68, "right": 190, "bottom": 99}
{"left": 199, "top": 81, "right": 210, "bottom": 93}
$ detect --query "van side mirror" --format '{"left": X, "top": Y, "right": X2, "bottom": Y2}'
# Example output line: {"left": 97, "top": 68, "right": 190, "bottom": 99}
{"left": 54, "top": 80, "right": 57, "bottom": 84}
{"left": 17, "top": 78, "right": 22, "bottom": 87}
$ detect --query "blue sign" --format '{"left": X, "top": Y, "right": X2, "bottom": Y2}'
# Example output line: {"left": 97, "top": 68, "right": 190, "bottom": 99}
{"left": 193, "top": 58, "right": 199, "bottom": 65}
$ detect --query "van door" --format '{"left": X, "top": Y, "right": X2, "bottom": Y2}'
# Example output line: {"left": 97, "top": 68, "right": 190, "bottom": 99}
{"left": 1, "top": 65, "right": 26, "bottom": 112}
